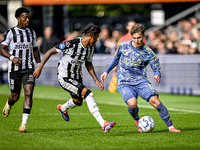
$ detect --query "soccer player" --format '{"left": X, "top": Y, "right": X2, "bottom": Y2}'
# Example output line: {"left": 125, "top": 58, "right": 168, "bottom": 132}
{"left": 108, "top": 20, "right": 136, "bottom": 93}
{"left": 0, "top": 7, "right": 41, "bottom": 133}
{"left": 33, "top": 24, "right": 116, "bottom": 133}
{"left": 101, "top": 23, "right": 181, "bottom": 133}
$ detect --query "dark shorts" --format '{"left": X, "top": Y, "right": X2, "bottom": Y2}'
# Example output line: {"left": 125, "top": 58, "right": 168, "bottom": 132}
{"left": 9, "top": 70, "right": 35, "bottom": 92}
{"left": 58, "top": 77, "right": 85, "bottom": 99}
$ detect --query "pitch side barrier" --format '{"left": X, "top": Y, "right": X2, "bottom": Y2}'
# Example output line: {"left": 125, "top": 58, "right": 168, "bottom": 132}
{"left": 0, "top": 54, "right": 200, "bottom": 95}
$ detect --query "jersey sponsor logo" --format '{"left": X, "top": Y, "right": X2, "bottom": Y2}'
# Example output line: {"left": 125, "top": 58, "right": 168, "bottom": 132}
{"left": 59, "top": 43, "right": 65, "bottom": 49}
{"left": 65, "top": 42, "right": 70, "bottom": 47}
{"left": 70, "top": 60, "right": 81, "bottom": 65}
{"left": 28, "top": 74, "right": 35, "bottom": 82}
{"left": 14, "top": 44, "right": 30, "bottom": 49}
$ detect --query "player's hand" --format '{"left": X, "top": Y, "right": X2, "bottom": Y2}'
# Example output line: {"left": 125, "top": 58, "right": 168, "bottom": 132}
{"left": 12, "top": 57, "right": 22, "bottom": 66}
{"left": 154, "top": 75, "right": 161, "bottom": 84}
{"left": 100, "top": 72, "right": 108, "bottom": 83}
{"left": 33, "top": 67, "right": 42, "bottom": 78}
{"left": 96, "top": 80, "right": 104, "bottom": 91}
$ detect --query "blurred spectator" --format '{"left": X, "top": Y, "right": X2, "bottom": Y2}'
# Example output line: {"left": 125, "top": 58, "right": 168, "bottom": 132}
{"left": 191, "top": 28, "right": 200, "bottom": 53}
{"left": 116, "top": 20, "right": 136, "bottom": 50}
{"left": 95, "top": 27, "right": 110, "bottom": 53}
{"left": 156, "top": 40, "right": 168, "bottom": 54}
{"left": 146, "top": 31, "right": 158, "bottom": 51}
{"left": 183, "top": 19, "right": 193, "bottom": 32}
{"left": 166, "top": 40, "right": 177, "bottom": 54}
{"left": 37, "top": 36, "right": 42, "bottom": 50}
{"left": 190, "top": 16, "right": 200, "bottom": 28}
{"left": 104, "top": 29, "right": 123, "bottom": 54}
{"left": 181, "top": 31, "right": 191, "bottom": 40}
{"left": 62, "top": 31, "right": 79, "bottom": 43}
{"left": 39, "top": 26, "right": 60, "bottom": 54}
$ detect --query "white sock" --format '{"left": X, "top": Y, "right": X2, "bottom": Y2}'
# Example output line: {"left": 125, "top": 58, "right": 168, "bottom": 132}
{"left": 92, "top": 111, "right": 105, "bottom": 127}
{"left": 85, "top": 93, "right": 104, "bottom": 127}
{"left": 61, "top": 99, "right": 76, "bottom": 111}
{"left": 168, "top": 125, "right": 174, "bottom": 131}
{"left": 6, "top": 100, "right": 11, "bottom": 109}
{"left": 22, "top": 113, "right": 29, "bottom": 125}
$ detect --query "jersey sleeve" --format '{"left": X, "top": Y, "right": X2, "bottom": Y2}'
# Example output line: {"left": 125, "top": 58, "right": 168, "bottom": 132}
{"left": 1, "top": 30, "right": 12, "bottom": 47}
{"left": 149, "top": 50, "right": 161, "bottom": 77}
{"left": 32, "top": 30, "right": 38, "bottom": 48}
{"left": 55, "top": 41, "right": 71, "bottom": 53}
{"left": 86, "top": 47, "right": 94, "bottom": 62}
{"left": 105, "top": 45, "right": 121, "bottom": 73}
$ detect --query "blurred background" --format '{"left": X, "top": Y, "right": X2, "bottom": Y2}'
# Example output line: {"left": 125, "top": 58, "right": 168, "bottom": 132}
{"left": 0, "top": 0, "right": 200, "bottom": 95}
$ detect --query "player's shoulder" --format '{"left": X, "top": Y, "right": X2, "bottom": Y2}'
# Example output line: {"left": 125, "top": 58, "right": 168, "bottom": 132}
{"left": 2, "top": 27, "right": 16, "bottom": 40}
{"left": 64, "top": 37, "right": 80, "bottom": 46}
{"left": 120, "top": 40, "right": 131, "bottom": 45}
{"left": 3, "top": 27, "right": 15, "bottom": 34}
{"left": 143, "top": 44, "right": 154, "bottom": 53}
{"left": 143, "top": 44, "right": 158, "bottom": 58}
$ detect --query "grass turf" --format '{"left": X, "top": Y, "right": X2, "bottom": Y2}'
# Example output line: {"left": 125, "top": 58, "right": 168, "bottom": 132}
{"left": 0, "top": 84, "right": 200, "bottom": 150}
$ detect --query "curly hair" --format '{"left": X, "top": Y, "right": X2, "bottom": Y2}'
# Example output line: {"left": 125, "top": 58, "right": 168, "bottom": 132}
{"left": 81, "top": 24, "right": 101, "bottom": 36}
{"left": 15, "top": 7, "right": 30, "bottom": 18}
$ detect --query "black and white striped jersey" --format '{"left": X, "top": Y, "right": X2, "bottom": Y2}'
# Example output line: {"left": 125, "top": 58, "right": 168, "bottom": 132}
{"left": 55, "top": 37, "right": 94, "bottom": 80}
{"left": 1, "top": 26, "right": 38, "bottom": 73}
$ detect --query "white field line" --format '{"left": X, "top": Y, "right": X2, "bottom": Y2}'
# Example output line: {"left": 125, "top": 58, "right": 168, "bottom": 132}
{"left": 1, "top": 91, "right": 200, "bottom": 114}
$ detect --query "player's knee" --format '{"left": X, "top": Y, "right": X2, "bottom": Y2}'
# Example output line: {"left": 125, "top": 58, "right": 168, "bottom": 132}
{"left": 24, "top": 89, "right": 33, "bottom": 98}
{"left": 84, "top": 90, "right": 93, "bottom": 99}
{"left": 73, "top": 98, "right": 83, "bottom": 106}
{"left": 128, "top": 103, "right": 137, "bottom": 109}
{"left": 11, "top": 93, "right": 20, "bottom": 102}
{"left": 149, "top": 96, "right": 161, "bottom": 108}
{"left": 127, "top": 98, "right": 137, "bottom": 108}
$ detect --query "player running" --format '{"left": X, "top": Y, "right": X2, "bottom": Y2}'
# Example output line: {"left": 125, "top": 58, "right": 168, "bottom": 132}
{"left": 101, "top": 23, "right": 181, "bottom": 133}
{"left": 1, "top": 7, "right": 41, "bottom": 133}
{"left": 33, "top": 24, "right": 116, "bottom": 133}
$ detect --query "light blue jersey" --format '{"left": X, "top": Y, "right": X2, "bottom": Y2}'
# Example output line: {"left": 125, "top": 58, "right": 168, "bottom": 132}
{"left": 105, "top": 40, "right": 161, "bottom": 86}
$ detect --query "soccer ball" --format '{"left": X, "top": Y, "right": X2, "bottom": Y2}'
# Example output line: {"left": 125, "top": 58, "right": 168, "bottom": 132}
{"left": 138, "top": 116, "right": 155, "bottom": 133}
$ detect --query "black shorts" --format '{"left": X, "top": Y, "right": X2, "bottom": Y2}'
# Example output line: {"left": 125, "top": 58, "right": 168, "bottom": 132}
{"left": 58, "top": 77, "right": 85, "bottom": 99}
{"left": 9, "top": 70, "right": 35, "bottom": 92}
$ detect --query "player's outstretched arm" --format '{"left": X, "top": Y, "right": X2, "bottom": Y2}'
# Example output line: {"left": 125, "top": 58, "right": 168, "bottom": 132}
{"left": 33, "top": 47, "right": 57, "bottom": 78}
{"left": 85, "top": 61, "right": 104, "bottom": 91}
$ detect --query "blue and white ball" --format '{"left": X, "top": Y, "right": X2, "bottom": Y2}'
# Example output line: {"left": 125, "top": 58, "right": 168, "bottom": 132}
{"left": 138, "top": 116, "right": 155, "bottom": 133}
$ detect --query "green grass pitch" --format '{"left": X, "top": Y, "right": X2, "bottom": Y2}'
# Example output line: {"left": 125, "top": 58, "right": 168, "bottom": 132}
{"left": 0, "top": 84, "right": 200, "bottom": 150}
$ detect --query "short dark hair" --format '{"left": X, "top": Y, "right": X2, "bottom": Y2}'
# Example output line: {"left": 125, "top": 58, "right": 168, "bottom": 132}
{"left": 130, "top": 23, "right": 145, "bottom": 35}
{"left": 81, "top": 24, "right": 101, "bottom": 36}
{"left": 15, "top": 7, "right": 30, "bottom": 18}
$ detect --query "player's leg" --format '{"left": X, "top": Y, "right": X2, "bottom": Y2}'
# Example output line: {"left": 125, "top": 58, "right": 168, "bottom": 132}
{"left": 58, "top": 77, "right": 88, "bottom": 121}
{"left": 82, "top": 87, "right": 116, "bottom": 133}
{"left": 2, "top": 71, "right": 21, "bottom": 117}
{"left": 57, "top": 77, "right": 84, "bottom": 121}
{"left": 118, "top": 85, "right": 141, "bottom": 132}
{"left": 19, "top": 72, "right": 35, "bottom": 133}
{"left": 57, "top": 96, "right": 82, "bottom": 121}
{"left": 58, "top": 76, "right": 116, "bottom": 132}
{"left": 138, "top": 81, "right": 180, "bottom": 132}
{"left": 149, "top": 96, "right": 181, "bottom": 132}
